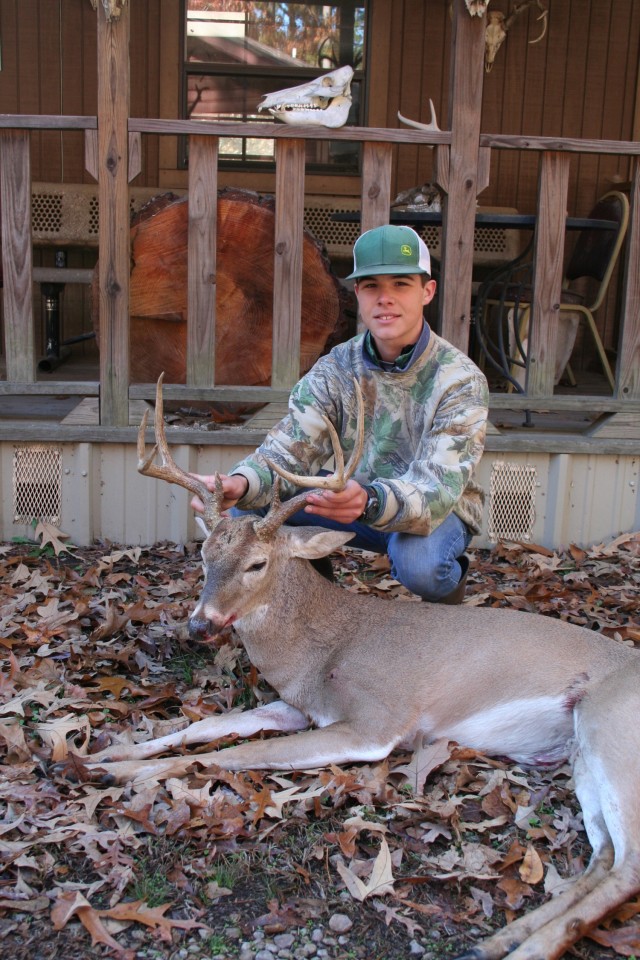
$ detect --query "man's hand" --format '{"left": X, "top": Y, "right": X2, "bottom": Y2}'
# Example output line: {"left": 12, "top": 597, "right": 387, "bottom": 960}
{"left": 189, "top": 473, "right": 248, "bottom": 514}
{"left": 303, "top": 479, "right": 368, "bottom": 524}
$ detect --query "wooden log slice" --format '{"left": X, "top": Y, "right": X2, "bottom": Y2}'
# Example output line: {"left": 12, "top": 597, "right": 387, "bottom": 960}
{"left": 92, "top": 188, "right": 350, "bottom": 386}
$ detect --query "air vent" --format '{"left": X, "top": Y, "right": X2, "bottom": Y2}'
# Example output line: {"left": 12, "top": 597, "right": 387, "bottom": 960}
{"left": 13, "top": 445, "right": 63, "bottom": 525}
{"left": 488, "top": 461, "right": 537, "bottom": 542}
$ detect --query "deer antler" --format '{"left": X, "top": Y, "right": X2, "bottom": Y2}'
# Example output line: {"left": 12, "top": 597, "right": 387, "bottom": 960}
{"left": 504, "top": 0, "right": 548, "bottom": 42}
{"left": 397, "top": 99, "right": 440, "bottom": 134}
{"left": 254, "top": 378, "right": 365, "bottom": 540}
{"left": 138, "top": 373, "right": 224, "bottom": 532}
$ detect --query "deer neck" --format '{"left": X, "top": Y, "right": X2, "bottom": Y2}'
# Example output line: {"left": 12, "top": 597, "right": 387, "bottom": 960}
{"left": 233, "top": 559, "right": 348, "bottom": 698}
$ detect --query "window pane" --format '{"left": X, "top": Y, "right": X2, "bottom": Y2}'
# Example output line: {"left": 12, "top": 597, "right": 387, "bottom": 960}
{"left": 187, "top": 2, "right": 365, "bottom": 70}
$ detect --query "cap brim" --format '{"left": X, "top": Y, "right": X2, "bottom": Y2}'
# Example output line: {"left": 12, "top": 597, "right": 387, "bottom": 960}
{"left": 346, "top": 264, "right": 431, "bottom": 280}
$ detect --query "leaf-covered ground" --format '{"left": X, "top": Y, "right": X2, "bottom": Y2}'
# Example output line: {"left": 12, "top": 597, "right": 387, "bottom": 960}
{"left": 1, "top": 527, "right": 639, "bottom": 960}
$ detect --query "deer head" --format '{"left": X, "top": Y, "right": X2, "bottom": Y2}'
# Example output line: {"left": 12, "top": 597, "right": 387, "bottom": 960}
{"left": 485, "top": 1, "right": 548, "bottom": 73}
{"left": 138, "top": 374, "right": 364, "bottom": 638}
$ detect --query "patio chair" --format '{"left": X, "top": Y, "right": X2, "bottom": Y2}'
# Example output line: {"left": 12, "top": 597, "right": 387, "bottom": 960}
{"left": 473, "top": 191, "right": 630, "bottom": 393}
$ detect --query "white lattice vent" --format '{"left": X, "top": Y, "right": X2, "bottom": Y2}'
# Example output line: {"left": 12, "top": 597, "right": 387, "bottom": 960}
{"left": 13, "top": 445, "right": 63, "bottom": 525}
{"left": 488, "top": 461, "right": 537, "bottom": 542}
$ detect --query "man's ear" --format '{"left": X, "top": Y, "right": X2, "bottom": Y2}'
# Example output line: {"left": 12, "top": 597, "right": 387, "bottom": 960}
{"left": 284, "top": 527, "right": 355, "bottom": 559}
{"left": 423, "top": 278, "right": 437, "bottom": 305}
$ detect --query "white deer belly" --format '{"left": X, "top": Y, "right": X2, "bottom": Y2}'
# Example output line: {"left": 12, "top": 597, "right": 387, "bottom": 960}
{"left": 430, "top": 694, "right": 575, "bottom": 766}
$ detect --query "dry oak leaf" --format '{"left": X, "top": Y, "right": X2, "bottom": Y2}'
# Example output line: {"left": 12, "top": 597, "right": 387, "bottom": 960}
{"left": 336, "top": 836, "right": 395, "bottom": 902}
{"left": 391, "top": 736, "right": 453, "bottom": 794}
{"left": 52, "top": 890, "right": 134, "bottom": 959}
{"left": 34, "top": 713, "right": 92, "bottom": 761}
{"left": 0, "top": 718, "right": 32, "bottom": 761}
{"left": 34, "top": 521, "right": 75, "bottom": 556}
{"left": 587, "top": 921, "right": 640, "bottom": 955}
{"left": 97, "top": 899, "right": 210, "bottom": 942}
{"left": 372, "top": 897, "right": 424, "bottom": 936}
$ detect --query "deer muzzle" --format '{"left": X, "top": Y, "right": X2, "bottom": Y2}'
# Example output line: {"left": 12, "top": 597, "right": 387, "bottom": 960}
{"left": 188, "top": 615, "right": 213, "bottom": 642}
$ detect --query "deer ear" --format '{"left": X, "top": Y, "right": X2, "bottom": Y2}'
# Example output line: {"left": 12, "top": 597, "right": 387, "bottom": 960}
{"left": 285, "top": 528, "right": 355, "bottom": 559}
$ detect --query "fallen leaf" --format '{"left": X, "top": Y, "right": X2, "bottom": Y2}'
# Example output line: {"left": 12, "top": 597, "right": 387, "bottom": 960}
{"left": 519, "top": 844, "right": 544, "bottom": 885}
{"left": 34, "top": 522, "right": 75, "bottom": 556}
{"left": 336, "top": 837, "right": 395, "bottom": 901}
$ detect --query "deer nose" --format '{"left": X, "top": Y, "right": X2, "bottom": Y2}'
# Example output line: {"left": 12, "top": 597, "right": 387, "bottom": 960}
{"left": 188, "top": 615, "right": 212, "bottom": 642}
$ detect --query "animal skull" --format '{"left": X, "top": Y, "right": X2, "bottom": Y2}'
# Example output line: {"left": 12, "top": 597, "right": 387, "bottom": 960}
{"left": 485, "top": 1, "right": 548, "bottom": 73}
{"left": 465, "top": 0, "right": 490, "bottom": 14}
{"left": 485, "top": 10, "right": 509, "bottom": 70}
{"left": 257, "top": 65, "right": 354, "bottom": 128}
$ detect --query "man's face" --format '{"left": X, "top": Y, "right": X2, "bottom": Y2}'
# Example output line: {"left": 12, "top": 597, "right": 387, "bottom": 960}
{"left": 354, "top": 274, "right": 437, "bottom": 362}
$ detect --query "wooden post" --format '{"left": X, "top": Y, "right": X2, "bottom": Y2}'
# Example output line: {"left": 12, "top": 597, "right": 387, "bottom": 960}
{"left": 360, "top": 142, "right": 393, "bottom": 234}
{"left": 439, "top": 0, "right": 485, "bottom": 352}
{"left": 526, "top": 153, "right": 570, "bottom": 397}
{"left": 0, "top": 131, "right": 35, "bottom": 382}
{"left": 616, "top": 158, "right": 640, "bottom": 400}
{"left": 187, "top": 135, "right": 218, "bottom": 387}
{"left": 96, "top": 1, "right": 130, "bottom": 426}
{"left": 271, "top": 139, "right": 305, "bottom": 390}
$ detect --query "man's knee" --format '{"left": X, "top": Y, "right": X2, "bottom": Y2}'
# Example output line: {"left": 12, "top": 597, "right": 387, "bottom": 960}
{"left": 388, "top": 529, "right": 467, "bottom": 601}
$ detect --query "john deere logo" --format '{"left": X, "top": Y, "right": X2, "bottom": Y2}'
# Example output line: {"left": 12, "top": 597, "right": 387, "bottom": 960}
{"left": 400, "top": 244, "right": 413, "bottom": 256}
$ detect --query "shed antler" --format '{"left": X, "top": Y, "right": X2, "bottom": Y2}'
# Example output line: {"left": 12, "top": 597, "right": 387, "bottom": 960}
{"left": 138, "top": 373, "right": 224, "bottom": 531}
{"left": 397, "top": 98, "right": 440, "bottom": 134}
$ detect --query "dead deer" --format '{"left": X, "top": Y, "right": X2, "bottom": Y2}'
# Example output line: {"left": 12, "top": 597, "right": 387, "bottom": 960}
{"left": 86, "top": 374, "right": 640, "bottom": 960}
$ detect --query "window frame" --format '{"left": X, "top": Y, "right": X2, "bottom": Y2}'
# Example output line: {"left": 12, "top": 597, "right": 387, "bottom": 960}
{"left": 179, "top": 0, "right": 369, "bottom": 174}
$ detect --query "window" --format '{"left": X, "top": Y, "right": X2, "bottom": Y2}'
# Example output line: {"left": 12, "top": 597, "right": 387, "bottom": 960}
{"left": 181, "top": 1, "right": 367, "bottom": 172}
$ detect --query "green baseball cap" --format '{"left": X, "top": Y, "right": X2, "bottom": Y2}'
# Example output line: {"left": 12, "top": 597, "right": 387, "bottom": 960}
{"left": 347, "top": 224, "right": 431, "bottom": 280}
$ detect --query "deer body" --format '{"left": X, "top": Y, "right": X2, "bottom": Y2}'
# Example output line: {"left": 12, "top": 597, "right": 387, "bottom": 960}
{"left": 88, "top": 375, "right": 640, "bottom": 960}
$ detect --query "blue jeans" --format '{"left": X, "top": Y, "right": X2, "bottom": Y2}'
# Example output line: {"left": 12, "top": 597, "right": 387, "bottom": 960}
{"left": 232, "top": 502, "right": 472, "bottom": 601}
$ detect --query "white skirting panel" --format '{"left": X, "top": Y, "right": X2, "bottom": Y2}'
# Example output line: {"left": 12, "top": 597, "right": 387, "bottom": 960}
{"left": 1, "top": 441, "right": 638, "bottom": 551}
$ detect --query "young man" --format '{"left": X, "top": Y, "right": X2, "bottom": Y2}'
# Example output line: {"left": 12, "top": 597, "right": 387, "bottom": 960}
{"left": 194, "top": 224, "right": 489, "bottom": 603}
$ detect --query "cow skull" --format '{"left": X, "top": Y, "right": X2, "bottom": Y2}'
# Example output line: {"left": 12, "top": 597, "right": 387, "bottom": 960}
{"left": 485, "top": 1, "right": 548, "bottom": 72}
{"left": 258, "top": 65, "right": 354, "bottom": 128}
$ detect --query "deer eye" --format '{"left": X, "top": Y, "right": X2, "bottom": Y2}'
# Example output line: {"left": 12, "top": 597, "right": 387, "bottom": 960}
{"left": 247, "top": 560, "right": 267, "bottom": 572}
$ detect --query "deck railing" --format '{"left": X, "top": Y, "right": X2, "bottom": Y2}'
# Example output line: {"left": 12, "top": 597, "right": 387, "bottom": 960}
{"left": 1, "top": 113, "right": 639, "bottom": 441}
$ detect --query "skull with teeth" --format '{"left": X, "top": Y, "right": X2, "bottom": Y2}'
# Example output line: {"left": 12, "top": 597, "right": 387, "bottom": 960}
{"left": 257, "top": 65, "right": 354, "bottom": 128}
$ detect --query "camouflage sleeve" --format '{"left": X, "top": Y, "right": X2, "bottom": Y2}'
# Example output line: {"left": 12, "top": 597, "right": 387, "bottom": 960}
{"left": 230, "top": 367, "right": 341, "bottom": 508}
{"left": 370, "top": 370, "right": 488, "bottom": 535}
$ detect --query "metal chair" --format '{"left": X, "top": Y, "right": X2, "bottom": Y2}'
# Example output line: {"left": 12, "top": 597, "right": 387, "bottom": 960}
{"left": 473, "top": 191, "right": 630, "bottom": 393}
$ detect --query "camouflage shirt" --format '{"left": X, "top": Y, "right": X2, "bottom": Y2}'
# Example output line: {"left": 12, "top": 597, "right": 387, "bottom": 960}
{"left": 231, "top": 327, "right": 489, "bottom": 535}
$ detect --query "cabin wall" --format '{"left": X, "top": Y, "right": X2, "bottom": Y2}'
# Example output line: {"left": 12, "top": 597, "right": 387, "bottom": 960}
{"left": 1, "top": 438, "right": 638, "bottom": 549}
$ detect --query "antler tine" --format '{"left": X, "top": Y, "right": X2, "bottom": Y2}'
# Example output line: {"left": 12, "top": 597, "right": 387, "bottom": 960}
{"left": 253, "top": 378, "right": 365, "bottom": 541}
{"left": 530, "top": 4, "right": 548, "bottom": 44}
{"left": 137, "top": 374, "right": 224, "bottom": 531}
{"left": 263, "top": 378, "right": 365, "bottom": 493}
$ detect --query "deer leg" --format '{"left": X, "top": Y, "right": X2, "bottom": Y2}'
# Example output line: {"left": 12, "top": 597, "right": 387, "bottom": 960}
{"left": 86, "top": 701, "right": 309, "bottom": 764}
{"left": 454, "top": 846, "right": 614, "bottom": 960}
{"left": 459, "top": 667, "right": 640, "bottom": 960}
{"left": 89, "top": 720, "right": 395, "bottom": 785}
{"left": 492, "top": 857, "right": 640, "bottom": 960}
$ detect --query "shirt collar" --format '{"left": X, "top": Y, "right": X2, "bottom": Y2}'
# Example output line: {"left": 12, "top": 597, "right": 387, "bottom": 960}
{"left": 362, "top": 321, "right": 431, "bottom": 372}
